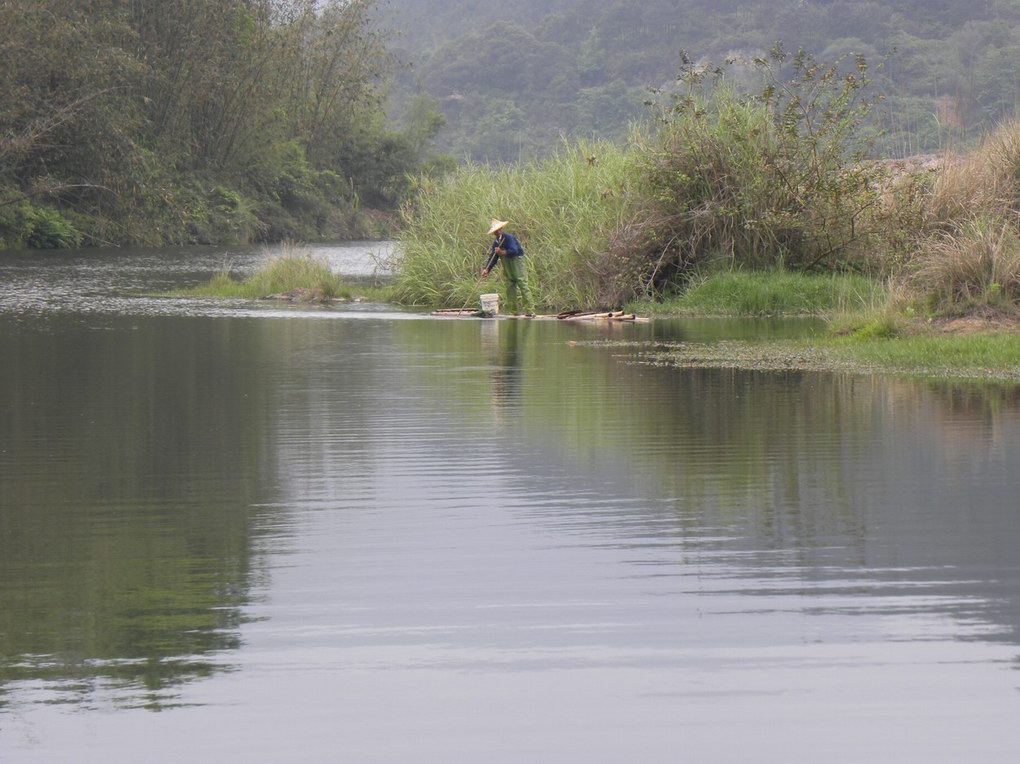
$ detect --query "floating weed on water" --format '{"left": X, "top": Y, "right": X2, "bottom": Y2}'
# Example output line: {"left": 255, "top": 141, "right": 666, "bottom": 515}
{"left": 573, "top": 334, "right": 1020, "bottom": 383}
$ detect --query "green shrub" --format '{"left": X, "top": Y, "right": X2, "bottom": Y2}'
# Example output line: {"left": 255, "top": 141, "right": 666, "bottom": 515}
{"left": 206, "top": 186, "right": 263, "bottom": 244}
{"left": 614, "top": 46, "right": 884, "bottom": 301}
{"left": 2, "top": 204, "right": 83, "bottom": 249}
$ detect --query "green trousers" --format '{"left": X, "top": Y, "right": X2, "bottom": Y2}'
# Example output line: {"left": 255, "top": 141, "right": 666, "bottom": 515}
{"left": 502, "top": 255, "right": 536, "bottom": 315}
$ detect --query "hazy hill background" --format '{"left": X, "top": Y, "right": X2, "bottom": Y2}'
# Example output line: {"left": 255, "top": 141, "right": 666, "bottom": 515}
{"left": 381, "top": 0, "right": 1020, "bottom": 162}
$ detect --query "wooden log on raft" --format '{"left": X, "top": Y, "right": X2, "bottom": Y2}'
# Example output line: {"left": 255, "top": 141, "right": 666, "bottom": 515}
{"left": 429, "top": 307, "right": 649, "bottom": 322}
{"left": 560, "top": 310, "right": 624, "bottom": 321}
{"left": 431, "top": 308, "right": 481, "bottom": 317}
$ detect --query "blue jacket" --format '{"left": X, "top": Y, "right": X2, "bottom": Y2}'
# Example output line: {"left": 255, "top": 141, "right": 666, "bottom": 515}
{"left": 483, "top": 232, "right": 524, "bottom": 272}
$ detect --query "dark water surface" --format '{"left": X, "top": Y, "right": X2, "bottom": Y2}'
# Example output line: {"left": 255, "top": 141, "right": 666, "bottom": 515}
{"left": 2, "top": 244, "right": 1019, "bottom": 762}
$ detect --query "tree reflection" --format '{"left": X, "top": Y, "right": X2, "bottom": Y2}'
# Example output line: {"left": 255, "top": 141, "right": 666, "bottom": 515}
{"left": 0, "top": 316, "right": 281, "bottom": 710}
{"left": 392, "top": 319, "right": 1020, "bottom": 646}
{"left": 484, "top": 320, "right": 532, "bottom": 412}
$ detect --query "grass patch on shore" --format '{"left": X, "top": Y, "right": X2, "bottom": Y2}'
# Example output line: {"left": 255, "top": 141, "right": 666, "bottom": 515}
{"left": 627, "top": 270, "right": 886, "bottom": 317}
{"left": 613, "top": 268, "right": 1020, "bottom": 381}
{"left": 177, "top": 251, "right": 351, "bottom": 301}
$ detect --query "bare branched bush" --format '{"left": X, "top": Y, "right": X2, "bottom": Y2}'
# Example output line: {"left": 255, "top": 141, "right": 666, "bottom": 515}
{"left": 591, "top": 208, "right": 689, "bottom": 305}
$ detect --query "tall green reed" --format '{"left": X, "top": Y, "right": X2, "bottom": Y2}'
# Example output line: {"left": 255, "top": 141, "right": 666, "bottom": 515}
{"left": 395, "top": 140, "right": 642, "bottom": 310}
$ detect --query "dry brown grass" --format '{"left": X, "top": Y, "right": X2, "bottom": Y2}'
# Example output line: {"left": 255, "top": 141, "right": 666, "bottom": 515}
{"left": 883, "top": 120, "right": 1020, "bottom": 316}
{"left": 925, "top": 120, "right": 1020, "bottom": 226}
{"left": 911, "top": 217, "right": 1020, "bottom": 307}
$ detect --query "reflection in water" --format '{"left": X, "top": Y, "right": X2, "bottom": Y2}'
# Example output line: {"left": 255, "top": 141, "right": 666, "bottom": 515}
{"left": 1, "top": 246, "right": 1019, "bottom": 761}
{"left": 396, "top": 321, "right": 1020, "bottom": 647}
{"left": 0, "top": 317, "right": 284, "bottom": 709}
{"left": 484, "top": 320, "right": 530, "bottom": 412}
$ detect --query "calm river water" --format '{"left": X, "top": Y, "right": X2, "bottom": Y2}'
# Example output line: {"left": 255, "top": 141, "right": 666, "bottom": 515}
{"left": 1, "top": 243, "right": 1019, "bottom": 762}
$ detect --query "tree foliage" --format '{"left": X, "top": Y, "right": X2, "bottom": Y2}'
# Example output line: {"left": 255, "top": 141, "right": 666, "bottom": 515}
{"left": 0, "top": 0, "right": 441, "bottom": 248}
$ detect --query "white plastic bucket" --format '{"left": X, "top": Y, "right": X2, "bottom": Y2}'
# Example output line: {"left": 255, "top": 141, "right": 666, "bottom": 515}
{"left": 480, "top": 293, "right": 499, "bottom": 315}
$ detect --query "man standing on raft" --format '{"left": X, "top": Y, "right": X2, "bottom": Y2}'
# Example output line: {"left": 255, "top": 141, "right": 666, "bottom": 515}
{"left": 481, "top": 219, "right": 536, "bottom": 317}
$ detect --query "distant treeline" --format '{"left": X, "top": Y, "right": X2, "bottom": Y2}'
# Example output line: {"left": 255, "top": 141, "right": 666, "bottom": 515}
{"left": 0, "top": 0, "right": 446, "bottom": 249}
{"left": 383, "top": 0, "right": 1020, "bottom": 162}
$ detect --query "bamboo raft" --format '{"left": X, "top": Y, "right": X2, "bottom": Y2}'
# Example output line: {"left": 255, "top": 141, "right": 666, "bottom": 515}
{"left": 431, "top": 308, "right": 648, "bottom": 323}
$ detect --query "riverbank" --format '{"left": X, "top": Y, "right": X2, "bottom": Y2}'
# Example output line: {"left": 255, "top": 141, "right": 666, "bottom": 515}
{"left": 622, "top": 270, "right": 1020, "bottom": 382}
{"left": 0, "top": 186, "right": 399, "bottom": 251}
{"left": 0, "top": 2, "right": 436, "bottom": 252}
{"left": 175, "top": 249, "right": 1019, "bottom": 381}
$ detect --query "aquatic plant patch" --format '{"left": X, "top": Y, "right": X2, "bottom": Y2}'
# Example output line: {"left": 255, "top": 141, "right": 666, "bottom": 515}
{"left": 586, "top": 333, "right": 1020, "bottom": 383}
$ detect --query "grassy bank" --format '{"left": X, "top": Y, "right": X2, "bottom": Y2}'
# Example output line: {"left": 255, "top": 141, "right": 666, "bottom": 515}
{"left": 831, "top": 332, "right": 1020, "bottom": 374}
{"left": 0, "top": 175, "right": 393, "bottom": 251}
{"left": 621, "top": 268, "right": 1020, "bottom": 381}
{"left": 398, "top": 51, "right": 890, "bottom": 311}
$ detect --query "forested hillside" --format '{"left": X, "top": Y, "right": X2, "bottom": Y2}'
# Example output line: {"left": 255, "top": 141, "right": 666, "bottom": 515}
{"left": 0, "top": 0, "right": 441, "bottom": 249}
{"left": 383, "top": 0, "right": 1020, "bottom": 161}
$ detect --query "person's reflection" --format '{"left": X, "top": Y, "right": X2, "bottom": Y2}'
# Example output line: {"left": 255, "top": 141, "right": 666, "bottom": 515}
{"left": 484, "top": 319, "right": 531, "bottom": 412}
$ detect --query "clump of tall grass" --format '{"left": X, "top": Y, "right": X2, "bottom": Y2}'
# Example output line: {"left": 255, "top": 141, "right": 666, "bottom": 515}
{"left": 908, "top": 216, "right": 1020, "bottom": 313}
{"left": 180, "top": 245, "right": 351, "bottom": 301}
{"left": 394, "top": 140, "right": 642, "bottom": 310}
{"left": 826, "top": 277, "right": 913, "bottom": 338}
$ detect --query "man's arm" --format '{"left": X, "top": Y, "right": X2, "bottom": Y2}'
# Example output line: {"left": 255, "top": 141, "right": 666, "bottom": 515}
{"left": 481, "top": 242, "right": 500, "bottom": 275}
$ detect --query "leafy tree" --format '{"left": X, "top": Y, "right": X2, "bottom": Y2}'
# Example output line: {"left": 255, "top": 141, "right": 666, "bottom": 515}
{"left": 0, "top": 0, "right": 439, "bottom": 247}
